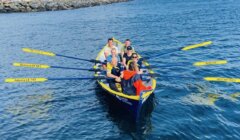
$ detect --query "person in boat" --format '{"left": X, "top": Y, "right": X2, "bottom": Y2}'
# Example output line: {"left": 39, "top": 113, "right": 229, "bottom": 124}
{"left": 107, "top": 48, "right": 121, "bottom": 62}
{"left": 121, "top": 61, "right": 152, "bottom": 96}
{"left": 106, "top": 56, "right": 123, "bottom": 92}
{"left": 104, "top": 38, "right": 119, "bottom": 60}
{"left": 127, "top": 53, "right": 143, "bottom": 72}
{"left": 122, "top": 46, "right": 134, "bottom": 68}
{"left": 121, "top": 39, "right": 135, "bottom": 57}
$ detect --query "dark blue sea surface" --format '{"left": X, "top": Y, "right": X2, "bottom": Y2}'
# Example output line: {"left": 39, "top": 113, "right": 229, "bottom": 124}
{"left": 1, "top": 0, "right": 240, "bottom": 139}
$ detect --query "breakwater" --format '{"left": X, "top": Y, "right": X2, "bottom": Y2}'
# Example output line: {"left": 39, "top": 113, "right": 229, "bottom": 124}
{"left": 0, "top": 0, "right": 129, "bottom": 13}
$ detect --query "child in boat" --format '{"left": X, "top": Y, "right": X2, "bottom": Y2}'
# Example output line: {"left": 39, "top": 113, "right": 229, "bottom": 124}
{"left": 106, "top": 56, "right": 123, "bottom": 92}
{"left": 121, "top": 61, "right": 152, "bottom": 96}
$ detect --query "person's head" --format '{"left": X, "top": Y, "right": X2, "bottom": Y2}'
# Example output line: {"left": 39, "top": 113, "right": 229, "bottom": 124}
{"left": 125, "top": 39, "right": 131, "bottom": 47}
{"left": 126, "top": 46, "right": 133, "bottom": 54}
{"left": 111, "top": 56, "right": 118, "bottom": 67}
{"left": 111, "top": 48, "right": 117, "bottom": 56}
{"left": 108, "top": 38, "right": 113, "bottom": 47}
{"left": 131, "top": 53, "right": 138, "bottom": 62}
{"left": 128, "top": 61, "right": 138, "bottom": 71}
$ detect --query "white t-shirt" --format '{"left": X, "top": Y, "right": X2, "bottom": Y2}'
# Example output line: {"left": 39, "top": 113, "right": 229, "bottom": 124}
{"left": 104, "top": 45, "right": 118, "bottom": 56}
{"left": 98, "top": 45, "right": 118, "bottom": 62}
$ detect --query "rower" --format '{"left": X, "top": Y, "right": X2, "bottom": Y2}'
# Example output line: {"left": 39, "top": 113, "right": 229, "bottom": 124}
{"left": 122, "top": 46, "right": 133, "bottom": 68}
{"left": 106, "top": 56, "right": 123, "bottom": 92}
{"left": 104, "top": 38, "right": 119, "bottom": 60}
{"left": 120, "top": 39, "right": 134, "bottom": 60}
{"left": 106, "top": 48, "right": 120, "bottom": 62}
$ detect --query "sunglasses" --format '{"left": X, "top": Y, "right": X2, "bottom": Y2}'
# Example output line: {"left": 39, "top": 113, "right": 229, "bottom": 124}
{"left": 132, "top": 56, "right": 138, "bottom": 58}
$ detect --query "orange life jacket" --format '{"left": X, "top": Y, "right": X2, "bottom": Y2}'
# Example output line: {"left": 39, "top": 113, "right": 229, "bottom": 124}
{"left": 122, "top": 70, "right": 152, "bottom": 96}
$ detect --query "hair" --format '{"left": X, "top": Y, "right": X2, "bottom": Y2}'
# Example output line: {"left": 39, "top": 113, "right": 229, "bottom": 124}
{"left": 108, "top": 38, "right": 113, "bottom": 42}
{"left": 128, "top": 61, "right": 138, "bottom": 71}
{"left": 111, "top": 48, "right": 117, "bottom": 54}
{"left": 131, "top": 53, "right": 138, "bottom": 58}
{"left": 125, "top": 39, "right": 131, "bottom": 42}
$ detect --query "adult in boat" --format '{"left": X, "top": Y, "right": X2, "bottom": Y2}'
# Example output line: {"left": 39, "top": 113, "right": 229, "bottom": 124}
{"left": 104, "top": 38, "right": 118, "bottom": 60}
{"left": 127, "top": 53, "right": 143, "bottom": 72}
{"left": 107, "top": 48, "right": 121, "bottom": 62}
{"left": 122, "top": 46, "right": 133, "bottom": 68}
{"left": 121, "top": 61, "right": 152, "bottom": 96}
{"left": 106, "top": 56, "right": 123, "bottom": 92}
{"left": 121, "top": 39, "right": 135, "bottom": 58}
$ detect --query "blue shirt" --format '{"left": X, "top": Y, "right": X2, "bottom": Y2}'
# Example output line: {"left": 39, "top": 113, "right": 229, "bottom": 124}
{"left": 107, "top": 55, "right": 120, "bottom": 62}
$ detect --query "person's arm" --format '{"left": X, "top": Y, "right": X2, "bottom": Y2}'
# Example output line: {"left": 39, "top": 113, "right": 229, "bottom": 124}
{"left": 107, "top": 72, "right": 119, "bottom": 79}
{"left": 120, "top": 71, "right": 124, "bottom": 78}
{"left": 121, "top": 47, "right": 124, "bottom": 60}
{"left": 137, "top": 69, "right": 143, "bottom": 74}
{"left": 104, "top": 50, "right": 109, "bottom": 59}
{"left": 122, "top": 57, "right": 127, "bottom": 68}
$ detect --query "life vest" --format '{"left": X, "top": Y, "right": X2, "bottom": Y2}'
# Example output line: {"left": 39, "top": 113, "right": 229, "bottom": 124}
{"left": 122, "top": 70, "right": 152, "bottom": 96}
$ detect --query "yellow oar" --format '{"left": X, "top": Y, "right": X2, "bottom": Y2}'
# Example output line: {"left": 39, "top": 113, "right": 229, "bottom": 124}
{"left": 181, "top": 41, "right": 212, "bottom": 51}
{"left": 193, "top": 60, "right": 228, "bottom": 66}
{"left": 13, "top": 62, "right": 101, "bottom": 71}
{"left": 156, "top": 41, "right": 213, "bottom": 57}
{"left": 204, "top": 77, "right": 240, "bottom": 83}
{"left": 22, "top": 48, "right": 102, "bottom": 63}
{"left": 5, "top": 76, "right": 106, "bottom": 83}
{"left": 13, "top": 63, "right": 50, "bottom": 68}
{"left": 5, "top": 78, "right": 48, "bottom": 83}
{"left": 22, "top": 48, "right": 55, "bottom": 56}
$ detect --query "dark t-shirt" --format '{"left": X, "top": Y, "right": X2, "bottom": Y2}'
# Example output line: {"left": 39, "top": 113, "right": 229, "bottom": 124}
{"left": 108, "top": 62, "right": 124, "bottom": 83}
{"left": 111, "top": 62, "right": 124, "bottom": 77}
{"left": 123, "top": 53, "right": 132, "bottom": 65}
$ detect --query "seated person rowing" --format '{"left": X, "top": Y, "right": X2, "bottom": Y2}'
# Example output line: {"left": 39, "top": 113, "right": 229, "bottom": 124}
{"left": 106, "top": 56, "right": 123, "bottom": 92}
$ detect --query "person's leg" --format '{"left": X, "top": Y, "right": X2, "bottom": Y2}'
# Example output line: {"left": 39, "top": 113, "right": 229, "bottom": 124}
{"left": 109, "top": 82, "right": 119, "bottom": 92}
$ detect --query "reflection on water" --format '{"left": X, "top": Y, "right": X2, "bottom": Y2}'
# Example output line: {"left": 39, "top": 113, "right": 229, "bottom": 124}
{"left": 95, "top": 87, "right": 158, "bottom": 139}
{"left": 5, "top": 92, "right": 53, "bottom": 125}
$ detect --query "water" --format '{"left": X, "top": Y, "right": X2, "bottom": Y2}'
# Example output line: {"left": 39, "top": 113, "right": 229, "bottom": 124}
{"left": 1, "top": 0, "right": 240, "bottom": 139}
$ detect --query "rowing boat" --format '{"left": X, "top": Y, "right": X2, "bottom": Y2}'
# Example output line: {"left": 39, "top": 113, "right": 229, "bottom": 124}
{"left": 94, "top": 38, "right": 157, "bottom": 121}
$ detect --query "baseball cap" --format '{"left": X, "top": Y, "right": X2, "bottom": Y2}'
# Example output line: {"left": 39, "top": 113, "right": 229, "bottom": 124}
{"left": 127, "top": 46, "right": 133, "bottom": 50}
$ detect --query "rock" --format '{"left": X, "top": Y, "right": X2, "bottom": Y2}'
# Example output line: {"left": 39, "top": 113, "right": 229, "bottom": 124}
{"left": 0, "top": 0, "right": 131, "bottom": 13}
{"left": 0, "top": 3, "right": 4, "bottom": 12}
{"left": 45, "top": 2, "right": 58, "bottom": 11}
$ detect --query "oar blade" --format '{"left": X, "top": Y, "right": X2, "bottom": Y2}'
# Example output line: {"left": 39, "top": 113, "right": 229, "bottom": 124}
{"left": 194, "top": 60, "right": 227, "bottom": 66}
{"left": 181, "top": 41, "right": 212, "bottom": 51}
{"left": 5, "top": 76, "right": 106, "bottom": 83}
{"left": 13, "top": 62, "right": 50, "bottom": 69}
{"left": 5, "top": 78, "right": 48, "bottom": 83}
{"left": 22, "top": 48, "right": 56, "bottom": 56}
{"left": 204, "top": 77, "right": 240, "bottom": 83}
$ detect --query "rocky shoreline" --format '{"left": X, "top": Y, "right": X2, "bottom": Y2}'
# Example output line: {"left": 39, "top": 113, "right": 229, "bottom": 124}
{"left": 0, "top": 0, "right": 130, "bottom": 13}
